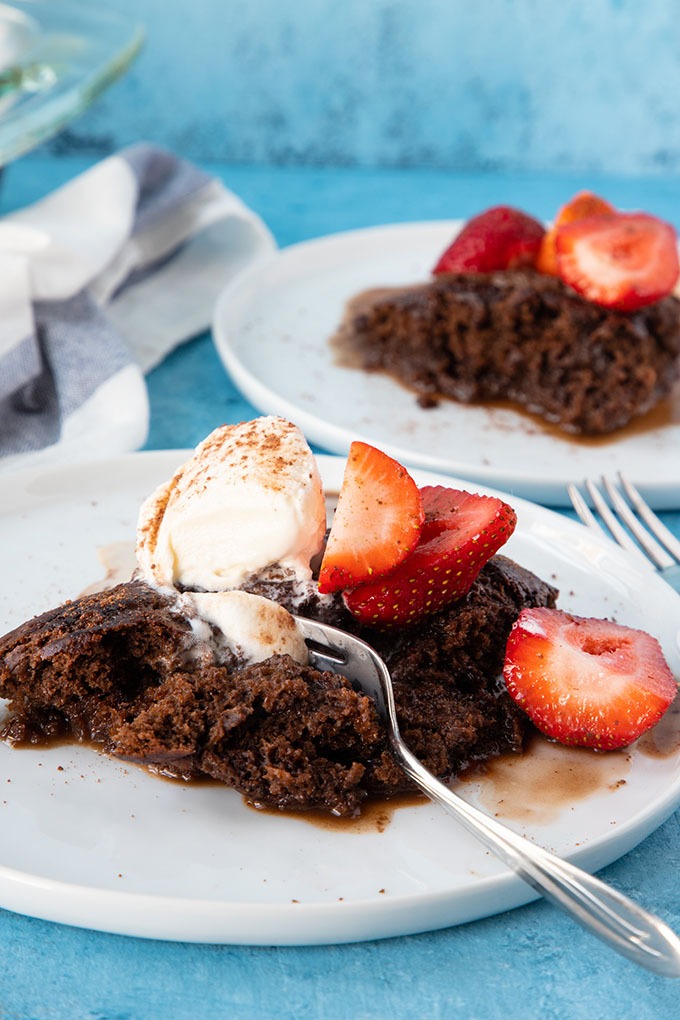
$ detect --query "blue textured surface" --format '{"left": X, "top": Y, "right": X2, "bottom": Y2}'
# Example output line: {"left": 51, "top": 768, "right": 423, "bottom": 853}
{"left": 55, "top": 0, "right": 680, "bottom": 176}
{"left": 2, "top": 153, "right": 680, "bottom": 1017}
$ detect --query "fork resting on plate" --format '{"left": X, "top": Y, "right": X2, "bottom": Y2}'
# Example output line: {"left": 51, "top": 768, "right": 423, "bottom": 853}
{"left": 568, "top": 473, "right": 680, "bottom": 593}
{"left": 295, "top": 615, "right": 680, "bottom": 978}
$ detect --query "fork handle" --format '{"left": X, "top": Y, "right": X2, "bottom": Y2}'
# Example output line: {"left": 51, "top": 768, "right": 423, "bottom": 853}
{"left": 394, "top": 740, "right": 680, "bottom": 977}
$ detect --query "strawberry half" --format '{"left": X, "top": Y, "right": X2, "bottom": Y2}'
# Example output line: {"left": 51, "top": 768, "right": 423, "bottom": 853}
{"left": 343, "top": 486, "right": 517, "bottom": 627}
{"left": 433, "top": 205, "right": 545, "bottom": 275}
{"left": 536, "top": 191, "right": 616, "bottom": 276}
{"left": 503, "top": 607, "right": 677, "bottom": 750}
{"left": 318, "top": 442, "right": 424, "bottom": 594}
{"left": 555, "top": 211, "right": 680, "bottom": 311}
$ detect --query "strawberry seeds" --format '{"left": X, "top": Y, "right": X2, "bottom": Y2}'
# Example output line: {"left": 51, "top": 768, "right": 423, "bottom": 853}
{"left": 432, "top": 191, "right": 679, "bottom": 313}
{"left": 318, "top": 441, "right": 677, "bottom": 751}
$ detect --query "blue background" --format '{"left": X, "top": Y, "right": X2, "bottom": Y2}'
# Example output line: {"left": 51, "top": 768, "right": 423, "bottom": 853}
{"left": 4, "top": 1, "right": 680, "bottom": 1017}
{"left": 58, "top": 0, "right": 680, "bottom": 177}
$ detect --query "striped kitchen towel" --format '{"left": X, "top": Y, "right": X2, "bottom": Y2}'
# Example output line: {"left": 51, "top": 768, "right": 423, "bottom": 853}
{"left": 0, "top": 143, "right": 275, "bottom": 473}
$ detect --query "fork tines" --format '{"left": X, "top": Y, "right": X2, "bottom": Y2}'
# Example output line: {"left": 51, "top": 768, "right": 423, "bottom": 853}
{"left": 568, "top": 474, "right": 680, "bottom": 571}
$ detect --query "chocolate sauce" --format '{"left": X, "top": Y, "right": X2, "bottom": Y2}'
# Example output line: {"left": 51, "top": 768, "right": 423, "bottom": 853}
{"left": 457, "top": 732, "right": 633, "bottom": 825}
{"left": 482, "top": 392, "right": 678, "bottom": 446}
{"left": 637, "top": 700, "right": 680, "bottom": 758}
{"left": 245, "top": 791, "right": 426, "bottom": 833}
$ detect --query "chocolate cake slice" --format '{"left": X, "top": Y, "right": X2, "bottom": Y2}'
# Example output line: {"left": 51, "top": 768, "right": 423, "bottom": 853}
{"left": 0, "top": 557, "right": 557, "bottom": 815}
{"left": 336, "top": 270, "right": 680, "bottom": 434}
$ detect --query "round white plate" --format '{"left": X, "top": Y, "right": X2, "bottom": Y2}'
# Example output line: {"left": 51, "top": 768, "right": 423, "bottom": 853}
{"left": 213, "top": 221, "right": 680, "bottom": 509}
{"left": 0, "top": 451, "right": 679, "bottom": 944}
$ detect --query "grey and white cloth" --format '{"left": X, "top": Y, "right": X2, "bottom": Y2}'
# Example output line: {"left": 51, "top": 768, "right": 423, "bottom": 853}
{"left": 0, "top": 143, "right": 275, "bottom": 473}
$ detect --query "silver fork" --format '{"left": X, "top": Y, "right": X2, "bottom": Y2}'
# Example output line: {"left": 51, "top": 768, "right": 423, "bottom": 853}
{"left": 568, "top": 474, "right": 680, "bottom": 593}
{"left": 295, "top": 615, "right": 680, "bottom": 977}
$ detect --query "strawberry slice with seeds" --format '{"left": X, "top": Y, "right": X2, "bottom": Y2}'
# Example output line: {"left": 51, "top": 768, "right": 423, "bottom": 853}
{"left": 317, "top": 442, "right": 424, "bottom": 594}
{"left": 536, "top": 191, "right": 616, "bottom": 275}
{"left": 343, "top": 486, "right": 517, "bottom": 627}
{"left": 503, "top": 607, "right": 677, "bottom": 750}
{"left": 555, "top": 211, "right": 680, "bottom": 311}
{"left": 433, "top": 205, "right": 545, "bottom": 275}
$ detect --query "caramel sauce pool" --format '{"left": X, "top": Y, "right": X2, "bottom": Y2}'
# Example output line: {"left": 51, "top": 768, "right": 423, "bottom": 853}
{"left": 482, "top": 392, "right": 678, "bottom": 446}
{"left": 244, "top": 703, "right": 680, "bottom": 834}
{"left": 246, "top": 791, "right": 427, "bottom": 833}
{"left": 456, "top": 735, "right": 632, "bottom": 826}
{"left": 332, "top": 286, "right": 680, "bottom": 444}
{"left": 456, "top": 703, "right": 680, "bottom": 828}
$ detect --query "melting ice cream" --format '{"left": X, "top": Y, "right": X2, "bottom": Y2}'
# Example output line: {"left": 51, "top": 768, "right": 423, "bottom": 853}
{"left": 135, "top": 417, "right": 327, "bottom": 665}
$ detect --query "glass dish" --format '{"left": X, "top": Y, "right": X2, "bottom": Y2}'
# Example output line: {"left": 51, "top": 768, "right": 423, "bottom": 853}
{"left": 0, "top": 1, "right": 143, "bottom": 166}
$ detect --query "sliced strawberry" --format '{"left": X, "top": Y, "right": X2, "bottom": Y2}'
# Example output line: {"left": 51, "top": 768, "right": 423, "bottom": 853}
{"left": 555, "top": 211, "right": 680, "bottom": 311}
{"left": 343, "top": 486, "right": 517, "bottom": 627}
{"left": 503, "top": 607, "right": 677, "bottom": 750}
{"left": 556, "top": 190, "right": 616, "bottom": 224}
{"left": 317, "top": 442, "right": 423, "bottom": 594}
{"left": 433, "top": 206, "right": 545, "bottom": 275}
{"left": 536, "top": 191, "right": 616, "bottom": 275}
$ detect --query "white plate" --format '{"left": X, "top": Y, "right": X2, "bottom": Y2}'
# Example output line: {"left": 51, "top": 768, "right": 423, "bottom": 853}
{"left": 0, "top": 451, "right": 679, "bottom": 944}
{"left": 213, "top": 222, "right": 680, "bottom": 508}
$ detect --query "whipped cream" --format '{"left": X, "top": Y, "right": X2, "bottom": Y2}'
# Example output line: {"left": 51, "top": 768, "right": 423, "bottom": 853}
{"left": 136, "top": 417, "right": 327, "bottom": 592}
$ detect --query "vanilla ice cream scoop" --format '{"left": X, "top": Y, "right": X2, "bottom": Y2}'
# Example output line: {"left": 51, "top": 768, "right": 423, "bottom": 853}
{"left": 136, "top": 417, "right": 327, "bottom": 592}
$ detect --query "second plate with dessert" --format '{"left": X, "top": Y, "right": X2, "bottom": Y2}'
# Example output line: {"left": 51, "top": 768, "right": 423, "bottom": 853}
{"left": 213, "top": 221, "right": 680, "bottom": 508}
